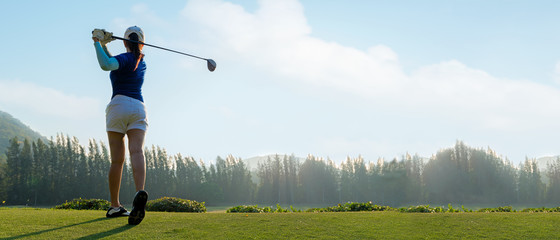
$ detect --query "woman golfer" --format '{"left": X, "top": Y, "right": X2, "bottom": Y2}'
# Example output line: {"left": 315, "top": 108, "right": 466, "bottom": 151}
{"left": 92, "top": 26, "right": 148, "bottom": 225}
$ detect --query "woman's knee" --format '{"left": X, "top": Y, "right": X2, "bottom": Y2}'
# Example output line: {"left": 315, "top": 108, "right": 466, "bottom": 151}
{"left": 129, "top": 147, "right": 145, "bottom": 172}
{"left": 129, "top": 147, "right": 144, "bottom": 158}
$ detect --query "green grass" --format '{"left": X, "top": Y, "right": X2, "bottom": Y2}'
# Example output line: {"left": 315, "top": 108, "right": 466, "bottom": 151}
{"left": 1, "top": 208, "right": 559, "bottom": 239}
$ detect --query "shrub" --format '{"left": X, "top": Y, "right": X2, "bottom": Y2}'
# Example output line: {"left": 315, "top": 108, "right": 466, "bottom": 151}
{"left": 227, "top": 204, "right": 301, "bottom": 213}
{"left": 290, "top": 205, "right": 302, "bottom": 213}
{"left": 399, "top": 205, "right": 434, "bottom": 213}
{"left": 521, "top": 207, "right": 560, "bottom": 213}
{"left": 54, "top": 198, "right": 110, "bottom": 210}
{"left": 348, "top": 202, "right": 375, "bottom": 211}
{"left": 227, "top": 205, "right": 263, "bottom": 213}
{"left": 145, "top": 197, "right": 206, "bottom": 213}
{"left": 477, "top": 206, "right": 514, "bottom": 213}
{"left": 306, "top": 202, "right": 394, "bottom": 212}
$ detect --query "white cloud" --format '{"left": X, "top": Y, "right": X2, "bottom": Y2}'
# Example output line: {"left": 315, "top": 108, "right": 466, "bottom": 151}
{"left": 0, "top": 79, "right": 100, "bottom": 119}
{"left": 180, "top": 0, "right": 560, "bottom": 134}
{"left": 409, "top": 60, "right": 560, "bottom": 131}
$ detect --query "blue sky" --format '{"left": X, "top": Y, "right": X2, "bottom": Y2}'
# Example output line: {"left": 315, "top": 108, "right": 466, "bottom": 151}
{"left": 1, "top": 0, "right": 560, "bottom": 164}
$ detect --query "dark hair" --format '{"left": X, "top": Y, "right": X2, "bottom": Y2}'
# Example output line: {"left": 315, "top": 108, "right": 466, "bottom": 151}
{"left": 126, "top": 33, "right": 144, "bottom": 71}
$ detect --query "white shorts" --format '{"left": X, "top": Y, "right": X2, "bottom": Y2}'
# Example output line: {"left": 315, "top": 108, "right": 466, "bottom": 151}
{"left": 105, "top": 95, "right": 148, "bottom": 133}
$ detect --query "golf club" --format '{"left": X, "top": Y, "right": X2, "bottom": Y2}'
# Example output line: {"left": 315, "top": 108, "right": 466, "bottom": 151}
{"left": 112, "top": 35, "right": 216, "bottom": 72}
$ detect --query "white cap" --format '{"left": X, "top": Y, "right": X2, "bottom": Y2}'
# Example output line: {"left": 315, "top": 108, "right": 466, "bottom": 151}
{"left": 124, "top": 26, "right": 144, "bottom": 43}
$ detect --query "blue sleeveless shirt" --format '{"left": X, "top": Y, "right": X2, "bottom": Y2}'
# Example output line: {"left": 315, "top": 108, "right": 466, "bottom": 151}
{"left": 110, "top": 52, "right": 146, "bottom": 102}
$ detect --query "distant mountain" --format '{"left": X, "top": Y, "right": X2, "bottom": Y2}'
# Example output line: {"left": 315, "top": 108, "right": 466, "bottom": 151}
{"left": 0, "top": 110, "right": 45, "bottom": 160}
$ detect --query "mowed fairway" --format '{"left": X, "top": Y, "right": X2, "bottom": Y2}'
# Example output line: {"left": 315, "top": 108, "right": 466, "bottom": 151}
{"left": 1, "top": 208, "right": 559, "bottom": 239}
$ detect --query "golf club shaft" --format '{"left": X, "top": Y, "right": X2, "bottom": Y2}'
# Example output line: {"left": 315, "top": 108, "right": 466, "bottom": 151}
{"left": 112, "top": 36, "right": 208, "bottom": 61}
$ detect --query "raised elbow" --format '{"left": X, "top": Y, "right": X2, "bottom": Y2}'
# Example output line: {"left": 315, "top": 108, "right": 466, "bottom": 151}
{"left": 100, "top": 63, "right": 113, "bottom": 71}
{"left": 98, "top": 58, "right": 119, "bottom": 71}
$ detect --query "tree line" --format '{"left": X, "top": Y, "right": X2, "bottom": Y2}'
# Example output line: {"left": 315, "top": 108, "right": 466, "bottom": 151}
{"left": 1, "top": 136, "right": 560, "bottom": 206}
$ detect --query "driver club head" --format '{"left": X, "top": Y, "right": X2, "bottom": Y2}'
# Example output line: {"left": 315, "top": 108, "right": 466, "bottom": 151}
{"left": 207, "top": 59, "right": 217, "bottom": 72}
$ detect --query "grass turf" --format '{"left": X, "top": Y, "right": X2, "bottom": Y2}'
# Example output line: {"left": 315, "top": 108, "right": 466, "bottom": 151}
{"left": 0, "top": 208, "right": 559, "bottom": 239}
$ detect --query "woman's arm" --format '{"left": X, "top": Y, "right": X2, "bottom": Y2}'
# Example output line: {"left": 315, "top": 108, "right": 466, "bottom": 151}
{"left": 93, "top": 41, "right": 119, "bottom": 71}
{"left": 101, "top": 44, "right": 113, "bottom": 58}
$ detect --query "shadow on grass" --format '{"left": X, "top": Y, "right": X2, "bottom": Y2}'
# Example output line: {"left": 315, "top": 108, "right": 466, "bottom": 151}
{"left": 3, "top": 217, "right": 135, "bottom": 240}
{"left": 76, "top": 224, "right": 136, "bottom": 239}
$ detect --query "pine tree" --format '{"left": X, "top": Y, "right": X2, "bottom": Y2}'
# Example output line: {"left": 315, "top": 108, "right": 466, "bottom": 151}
{"left": 19, "top": 138, "right": 32, "bottom": 204}
{"left": 6, "top": 137, "right": 21, "bottom": 204}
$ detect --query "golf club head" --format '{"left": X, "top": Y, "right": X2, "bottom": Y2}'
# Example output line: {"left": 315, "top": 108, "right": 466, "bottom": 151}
{"left": 207, "top": 59, "right": 216, "bottom": 72}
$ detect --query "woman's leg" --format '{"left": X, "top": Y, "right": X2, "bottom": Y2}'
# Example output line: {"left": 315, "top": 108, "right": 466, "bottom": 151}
{"left": 127, "top": 129, "right": 146, "bottom": 191}
{"left": 107, "top": 131, "right": 126, "bottom": 208}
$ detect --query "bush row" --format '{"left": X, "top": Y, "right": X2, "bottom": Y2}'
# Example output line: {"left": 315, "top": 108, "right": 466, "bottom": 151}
{"left": 309, "top": 203, "right": 560, "bottom": 213}
{"left": 53, "top": 199, "right": 560, "bottom": 213}
{"left": 231, "top": 202, "right": 560, "bottom": 213}
{"left": 53, "top": 197, "right": 206, "bottom": 212}
{"left": 306, "top": 202, "right": 392, "bottom": 212}
{"left": 146, "top": 197, "right": 206, "bottom": 213}
{"left": 227, "top": 204, "right": 302, "bottom": 213}
{"left": 54, "top": 198, "right": 110, "bottom": 210}
{"left": 520, "top": 207, "right": 560, "bottom": 213}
